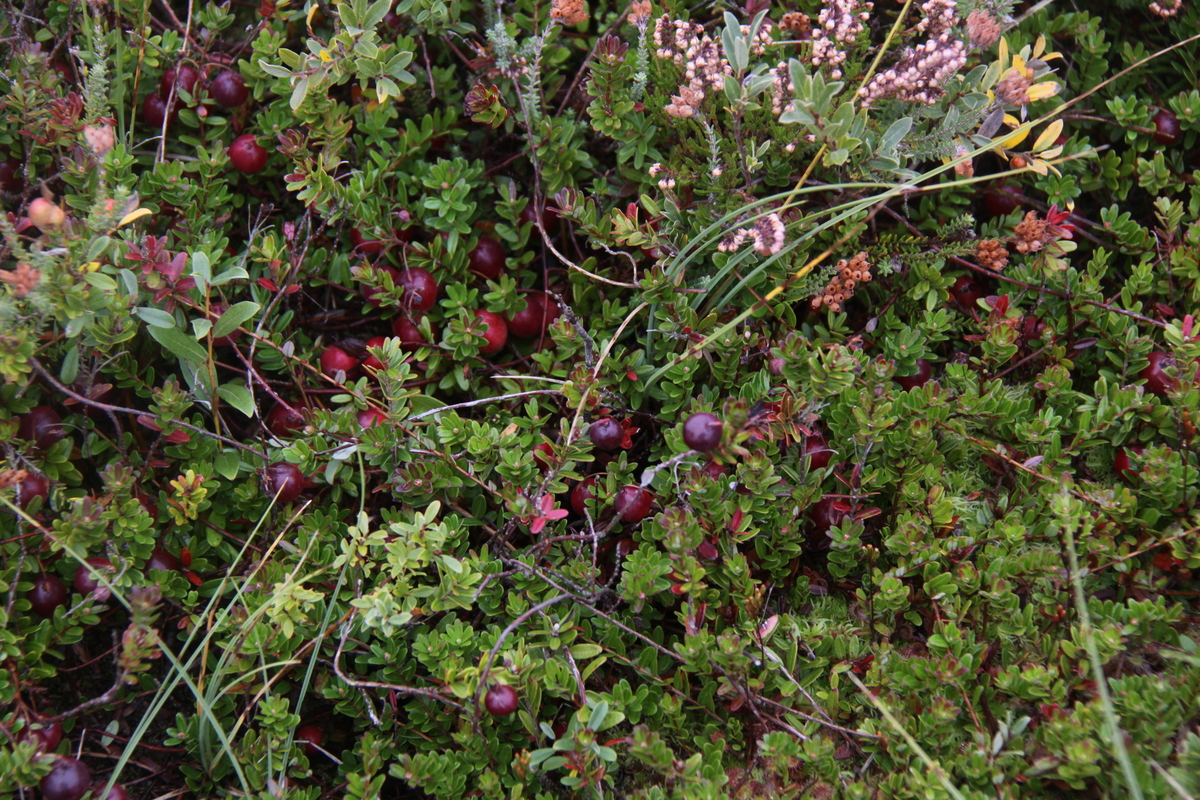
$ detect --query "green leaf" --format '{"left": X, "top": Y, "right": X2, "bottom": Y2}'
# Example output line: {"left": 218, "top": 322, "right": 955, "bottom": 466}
{"left": 193, "top": 318, "right": 213, "bottom": 339}
{"left": 290, "top": 77, "right": 310, "bottom": 110}
{"left": 83, "top": 272, "right": 118, "bottom": 292}
{"left": 136, "top": 307, "right": 180, "bottom": 328}
{"left": 568, "top": 644, "right": 604, "bottom": 660}
{"left": 213, "top": 451, "right": 242, "bottom": 480}
{"left": 212, "top": 301, "right": 261, "bottom": 339}
{"left": 211, "top": 266, "right": 249, "bottom": 286}
{"left": 216, "top": 384, "right": 256, "bottom": 417}
{"left": 148, "top": 324, "right": 210, "bottom": 364}
{"left": 191, "top": 251, "right": 211, "bottom": 293}
{"left": 59, "top": 343, "right": 79, "bottom": 384}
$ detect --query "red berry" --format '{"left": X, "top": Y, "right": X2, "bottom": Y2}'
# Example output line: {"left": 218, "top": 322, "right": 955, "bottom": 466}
{"left": 484, "top": 684, "right": 519, "bottom": 716}
{"left": 362, "top": 264, "right": 400, "bottom": 307}
{"left": 74, "top": 557, "right": 114, "bottom": 602}
{"left": 28, "top": 574, "right": 68, "bottom": 618}
{"left": 40, "top": 757, "right": 91, "bottom": 800}
{"left": 1152, "top": 110, "right": 1182, "bottom": 146}
{"left": 683, "top": 412, "right": 723, "bottom": 452}
{"left": 1021, "top": 316, "right": 1045, "bottom": 345}
{"left": 1114, "top": 444, "right": 1146, "bottom": 481}
{"left": 950, "top": 276, "right": 984, "bottom": 310}
{"left": 570, "top": 475, "right": 600, "bottom": 516}
{"left": 18, "top": 405, "right": 65, "bottom": 449}
{"left": 96, "top": 784, "right": 130, "bottom": 800}
{"left": 141, "top": 92, "right": 175, "bottom": 129}
{"left": 357, "top": 408, "right": 388, "bottom": 429}
{"left": 614, "top": 486, "right": 653, "bottom": 523}
{"left": 1140, "top": 351, "right": 1177, "bottom": 396}
{"left": 508, "top": 293, "right": 560, "bottom": 338}
{"left": 589, "top": 418, "right": 624, "bottom": 451}
{"left": 296, "top": 724, "right": 325, "bottom": 756}
{"left": 532, "top": 442, "right": 554, "bottom": 471}
{"left": 0, "top": 156, "right": 25, "bottom": 193}
{"left": 146, "top": 545, "right": 181, "bottom": 573}
{"left": 895, "top": 359, "right": 933, "bottom": 391}
{"left": 210, "top": 70, "right": 249, "bottom": 108}
{"left": 519, "top": 201, "right": 558, "bottom": 230}
{"left": 350, "top": 227, "right": 385, "bottom": 255}
{"left": 320, "top": 345, "right": 359, "bottom": 380}
{"left": 263, "top": 463, "right": 306, "bottom": 503}
{"left": 19, "top": 718, "right": 63, "bottom": 751}
{"left": 801, "top": 431, "right": 833, "bottom": 470}
{"left": 808, "top": 497, "right": 851, "bottom": 549}
{"left": 473, "top": 310, "right": 508, "bottom": 356}
{"left": 266, "top": 402, "right": 309, "bottom": 437}
{"left": 391, "top": 318, "right": 432, "bottom": 350}
{"left": 160, "top": 65, "right": 201, "bottom": 99}
{"left": 981, "top": 186, "right": 1021, "bottom": 218}
{"left": 468, "top": 237, "right": 507, "bottom": 279}
{"left": 361, "top": 336, "right": 388, "bottom": 374}
{"left": 17, "top": 472, "right": 50, "bottom": 510}
{"left": 397, "top": 268, "right": 439, "bottom": 313}
{"left": 228, "top": 134, "right": 268, "bottom": 175}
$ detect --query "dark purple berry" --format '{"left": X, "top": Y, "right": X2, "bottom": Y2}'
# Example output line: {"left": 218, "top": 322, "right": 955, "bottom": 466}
{"left": 210, "top": 70, "right": 249, "bottom": 108}
{"left": 484, "top": 684, "right": 519, "bottom": 716}
{"left": 40, "top": 757, "right": 91, "bottom": 800}
{"left": 614, "top": 486, "right": 653, "bottom": 523}
{"left": 28, "top": 574, "right": 68, "bottom": 618}
{"left": 589, "top": 418, "right": 624, "bottom": 451}
{"left": 682, "top": 412, "right": 723, "bottom": 452}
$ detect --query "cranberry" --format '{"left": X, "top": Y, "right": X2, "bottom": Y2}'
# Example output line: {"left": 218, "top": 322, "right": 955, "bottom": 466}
{"left": 589, "top": 418, "right": 624, "bottom": 451}
{"left": 209, "top": 70, "right": 249, "bottom": 108}
{"left": 950, "top": 276, "right": 984, "bottom": 310}
{"left": 141, "top": 92, "right": 175, "bottom": 129}
{"left": 17, "top": 472, "right": 50, "bottom": 510}
{"left": 28, "top": 574, "right": 68, "bottom": 618}
{"left": 18, "top": 406, "right": 65, "bottom": 449}
{"left": 96, "top": 784, "right": 130, "bottom": 800}
{"left": 74, "top": 557, "right": 114, "bottom": 602}
{"left": 468, "top": 237, "right": 507, "bottom": 279}
{"left": 484, "top": 684, "right": 519, "bottom": 716}
{"left": 1021, "top": 316, "right": 1045, "bottom": 345}
{"left": 981, "top": 186, "right": 1021, "bottom": 218}
{"left": 296, "top": 724, "right": 325, "bottom": 756}
{"left": 614, "top": 486, "right": 653, "bottom": 523}
{"left": 519, "top": 201, "right": 558, "bottom": 230}
{"left": 146, "top": 545, "right": 181, "bottom": 573}
{"left": 0, "top": 156, "right": 25, "bottom": 193}
{"left": 19, "top": 718, "right": 63, "bottom": 751}
{"left": 702, "top": 460, "right": 727, "bottom": 481}
{"left": 895, "top": 359, "right": 933, "bottom": 391}
{"left": 357, "top": 408, "right": 388, "bottom": 429}
{"left": 350, "top": 227, "right": 385, "bottom": 255}
{"left": 391, "top": 317, "right": 432, "bottom": 350}
{"left": 1114, "top": 444, "right": 1146, "bottom": 481}
{"left": 160, "top": 65, "right": 201, "bottom": 100}
{"left": 801, "top": 431, "right": 833, "bottom": 470}
{"left": 266, "top": 402, "right": 309, "bottom": 437}
{"left": 508, "top": 293, "right": 560, "bottom": 338}
{"left": 397, "top": 268, "right": 439, "bottom": 312}
{"left": 532, "top": 442, "right": 554, "bottom": 471}
{"left": 361, "top": 336, "right": 388, "bottom": 374}
{"left": 1152, "top": 110, "right": 1182, "bottom": 146}
{"left": 228, "top": 134, "right": 268, "bottom": 174}
{"left": 473, "top": 310, "right": 508, "bottom": 356}
{"left": 570, "top": 475, "right": 600, "bottom": 516}
{"left": 683, "top": 412, "right": 723, "bottom": 452}
{"left": 40, "top": 757, "right": 91, "bottom": 800}
{"left": 1140, "top": 351, "right": 1177, "bottom": 396}
{"left": 808, "top": 497, "right": 851, "bottom": 547}
{"left": 320, "top": 345, "right": 360, "bottom": 379}
{"left": 263, "top": 463, "right": 307, "bottom": 503}
{"left": 362, "top": 264, "right": 400, "bottom": 307}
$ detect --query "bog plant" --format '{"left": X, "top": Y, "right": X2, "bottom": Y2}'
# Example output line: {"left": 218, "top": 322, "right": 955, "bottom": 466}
{"left": 2, "top": 0, "right": 1200, "bottom": 797}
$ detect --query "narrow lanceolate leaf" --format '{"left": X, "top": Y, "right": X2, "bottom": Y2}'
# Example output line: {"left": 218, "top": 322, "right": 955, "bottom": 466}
{"left": 212, "top": 301, "right": 261, "bottom": 339}
{"left": 148, "top": 324, "right": 210, "bottom": 364}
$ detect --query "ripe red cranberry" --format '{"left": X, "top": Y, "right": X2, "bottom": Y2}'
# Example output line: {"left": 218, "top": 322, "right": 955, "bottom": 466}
{"left": 570, "top": 475, "right": 600, "bottom": 516}
{"left": 895, "top": 359, "right": 933, "bottom": 391}
{"left": 473, "top": 310, "right": 508, "bottom": 356}
{"left": 146, "top": 545, "right": 180, "bottom": 573}
{"left": 361, "top": 336, "right": 388, "bottom": 374}
{"left": 484, "top": 684, "right": 519, "bottom": 716}
{"left": 18, "top": 405, "right": 65, "bottom": 449}
{"left": 320, "top": 345, "right": 360, "bottom": 379}
{"left": 950, "top": 276, "right": 984, "bottom": 310}
{"left": 981, "top": 186, "right": 1021, "bottom": 218}
{"left": 160, "top": 65, "right": 201, "bottom": 99}
{"left": 468, "top": 237, "right": 507, "bottom": 279}
{"left": 95, "top": 784, "right": 130, "bottom": 800}
{"left": 614, "top": 486, "right": 654, "bottom": 523}
{"left": 0, "top": 156, "right": 24, "bottom": 193}
{"left": 397, "top": 268, "right": 439, "bottom": 312}
{"left": 1114, "top": 444, "right": 1146, "bottom": 481}
{"left": 519, "top": 201, "right": 558, "bottom": 230}
{"left": 1152, "top": 110, "right": 1182, "bottom": 146}
{"left": 357, "top": 408, "right": 388, "bottom": 429}
{"left": 1140, "top": 351, "right": 1177, "bottom": 396}
{"left": 589, "top": 418, "right": 624, "bottom": 451}
{"left": 801, "top": 431, "right": 833, "bottom": 470}
{"left": 350, "top": 227, "right": 385, "bottom": 255}
{"left": 683, "top": 412, "right": 723, "bottom": 452}
{"left": 141, "top": 92, "right": 175, "bottom": 129}
{"left": 266, "top": 402, "right": 309, "bottom": 437}
{"left": 296, "top": 724, "right": 325, "bottom": 756}
{"left": 508, "top": 293, "right": 560, "bottom": 338}
{"left": 808, "top": 497, "right": 851, "bottom": 549}
{"left": 19, "top": 718, "right": 63, "bottom": 751}
{"left": 28, "top": 574, "right": 67, "bottom": 618}
{"left": 74, "top": 557, "right": 114, "bottom": 602}
{"left": 41, "top": 757, "right": 91, "bottom": 800}
{"left": 532, "top": 442, "right": 554, "bottom": 471}
{"left": 209, "top": 70, "right": 249, "bottom": 108}
{"left": 17, "top": 472, "right": 50, "bottom": 510}
{"left": 391, "top": 317, "right": 432, "bottom": 350}
{"left": 263, "top": 463, "right": 307, "bottom": 503}
{"left": 228, "top": 134, "right": 268, "bottom": 174}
